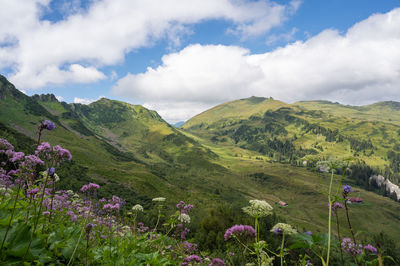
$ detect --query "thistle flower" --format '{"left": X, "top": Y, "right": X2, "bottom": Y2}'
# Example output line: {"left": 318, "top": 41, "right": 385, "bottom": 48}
{"left": 224, "top": 225, "right": 256, "bottom": 241}
{"left": 152, "top": 197, "right": 166, "bottom": 202}
{"left": 270, "top": 223, "right": 297, "bottom": 236}
{"left": 132, "top": 204, "right": 144, "bottom": 212}
{"left": 242, "top": 199, "right": 273, "bottom": 218}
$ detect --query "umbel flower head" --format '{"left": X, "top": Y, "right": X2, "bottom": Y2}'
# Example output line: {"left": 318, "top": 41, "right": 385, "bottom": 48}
{"left": 152, "top": 197, "right": 166, "bottom": 202}
{"left": 178, "top": 213, "right": 191, "bottom": 224}
{"left": 270, "top": 223, "right": 297, "bottom": 236}
{"left": 132, "top": 204, "right": 144, "bottom": 212}
{"left": 242, "top": 199, "right": 273, "bottom": 218}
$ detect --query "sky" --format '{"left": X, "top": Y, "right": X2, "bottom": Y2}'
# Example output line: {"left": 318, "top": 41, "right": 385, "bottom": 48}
{"left": 1, "top": 0, "right": 400, "bottom": 123}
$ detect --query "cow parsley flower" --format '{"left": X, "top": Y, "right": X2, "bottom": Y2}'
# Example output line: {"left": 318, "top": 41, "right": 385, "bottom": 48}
{"left": 178, "top": 213, "right": 191, "bottom": 224}
{"left": 270, "top": 223, "right": 297, "bottom": 235}
{"left": 242, "top": 199, "right": 273, "bottom": 218}
{"left": 152, "top": 197, "right": 166, "bottom": 202}
{"left": 132, "top": 204, "right": 144, "bottom": 212}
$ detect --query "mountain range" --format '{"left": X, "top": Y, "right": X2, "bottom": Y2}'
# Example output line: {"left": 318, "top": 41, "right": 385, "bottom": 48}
{"left": 1, "top": 74, "right": 400, "bottom": 241}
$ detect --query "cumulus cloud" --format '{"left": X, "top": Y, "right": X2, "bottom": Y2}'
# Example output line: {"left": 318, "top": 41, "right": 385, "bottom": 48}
{"left": 74, "top": 95, "right": 104, "bottom": 105}
{"left": 0, "top": 0, "right": 297, "bottom": 89}
{"left": 113, "top": 8, "right": 400, "bottom": 122}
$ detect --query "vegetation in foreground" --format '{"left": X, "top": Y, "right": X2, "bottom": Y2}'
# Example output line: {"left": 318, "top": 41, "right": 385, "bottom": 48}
{"left": 0, "top": 121, "right": 399, "bottom": 265}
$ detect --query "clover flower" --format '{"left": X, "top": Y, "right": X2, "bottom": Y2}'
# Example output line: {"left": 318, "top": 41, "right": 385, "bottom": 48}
{"left": 270, "top": 223, "right": 297, "bottom": 236}
{"left": 209, "top": 258, "right": 225, "bottom": 266}
{"left": 242, "top": 199, "right": 273, "bottom": 218}
{"left": 224, "top": 224, "right": 256, "bottom": 241}
{"left": 132, "top": 204, "right": 144, "bottom": 212}
{"left": 364, "top": 244, "right": 378, "bottom": 253}
{"left": 152, "top": 197, "right": 166, "bottom": 202}
{"left": 341, "top": 238, "right": 362, "bottom": 255}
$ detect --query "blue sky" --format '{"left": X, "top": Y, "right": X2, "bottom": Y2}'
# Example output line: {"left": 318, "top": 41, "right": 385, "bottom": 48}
{"left": 1, "top": 0, "right": 400, "bottom": 122}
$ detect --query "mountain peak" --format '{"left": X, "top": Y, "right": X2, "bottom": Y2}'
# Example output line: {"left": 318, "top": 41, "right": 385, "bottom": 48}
{"left": 0, "top": 75, "right": 26, "bottom": 100}
{"left": 31, "top": 93, "right": 59, "bottom": 102}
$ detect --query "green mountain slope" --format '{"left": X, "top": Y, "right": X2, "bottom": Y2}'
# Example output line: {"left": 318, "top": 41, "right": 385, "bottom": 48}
{"left": 1, "top": 76, "right": 400, "bottom": 242}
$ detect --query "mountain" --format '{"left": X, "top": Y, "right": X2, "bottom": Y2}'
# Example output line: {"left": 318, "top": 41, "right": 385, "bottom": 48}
{"left": 183, "top": 97, "right": 400, "bottom": 178}
{"left": 1, "top": 75, "right": 400, "bottom": 241}
{"left": 172, "top": 121, "right": 185, "bottom": 128}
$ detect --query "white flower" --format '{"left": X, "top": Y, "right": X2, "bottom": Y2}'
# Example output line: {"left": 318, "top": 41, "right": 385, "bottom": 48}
{"left": 152, "top": 197, "right": 166, "bottom": 202}
{"left": 178, "top": 213, "right": 191, "bottom": 224}
{"left": 270, "top": 223, "right": 297, "bottom": 235}
{"left": 243, "top": 199, "right": 273, "bottom": 218}
{"left": 132, "top": 204, "right": 144, "bottom": 212}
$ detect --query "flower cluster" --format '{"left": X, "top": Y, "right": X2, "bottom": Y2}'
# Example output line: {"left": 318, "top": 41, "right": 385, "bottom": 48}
{"left": 242, "top": 199, "right": 273, "bottom": 218}
{"left": 80, "top": 182, "right": 100, "bottom": 193}
{"left": 343, "top": 185, "right": 352, "bottom": 194}
{"left": 132, "top": 204, "right": 144, "bottom": 212}
{"left": 364, "top": 244, "right": 378, "bottom": 253}
{"left": 182, "top": 241, "right": 198, "bottom": 253}
{"left": 182, "top": 255, "right": 201, "bottom": 266}
{"left": 224, "top": 224, "right": 256, "bottom": 241}
{"left": 341, "top": 238, "right": 362, "bottom": 255}
{"left": 270, "top": 223, "right": 297, "bottom": 236}
{"left": 176, "top": 201, "right": 194, "bottom": 214}
{"left": 42, "top": 120, "right": 56, "bottom": 131}
{"left": 209, "top": 258, "right": 225, "bottom": 266}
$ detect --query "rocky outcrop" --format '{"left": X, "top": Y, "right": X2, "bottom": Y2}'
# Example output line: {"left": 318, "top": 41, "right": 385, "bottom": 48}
{"left": 369, "top": 175, "right": 400, "bottom": 201}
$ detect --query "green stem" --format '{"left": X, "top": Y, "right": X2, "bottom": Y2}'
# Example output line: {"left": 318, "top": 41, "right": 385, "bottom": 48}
{"left": 0, "top": 184, "right": 22, "bottom": 255}
{"left": 280, "top": 233, "right": 285, "bottom": 266}
{"left": 344, "top": 198, "right": 357, "bottom": 244}
{"left": 327, "top": 170, "right": 334, "bottom": 266}
{"left": 335, "top": 212, "right": 344, "bottom": 266}
{"left": 67, "top": 216, "right": 88, "bottom": 266}
{"left": 23, "top": 173, "right": 50, "bottom": 260}
{"left": 154, "top": 206, "right": 161, "bottom": 231}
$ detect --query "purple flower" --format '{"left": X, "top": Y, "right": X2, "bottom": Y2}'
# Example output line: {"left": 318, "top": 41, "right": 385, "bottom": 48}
{"left": 23, "top": 155, "right": 44, "bottom": 170}
{"left": 305, "top": 231, "right": 312, "bottom": 236}
{"left": 9, "top": 151, "right": 25, "bottom": 162}
{"left": 228, "top": 252, "right": 235, "bottom": 257}
{"left": 273, "top": 227, "right": 284, "bottom": 235}
{"left": 27, "top": 188, "right": 39, "bottom": 195}
{"left": 86, "top": 223, "right": 95, "bottom": 233}
{"left": 209, "top": 258, "right": 225, "bottom": 266}
{"left": 182, "top": 241, "right": 198, "bottom": 253}
{"left": 81, "top": 182, "right": 100, "bottom": 192}
{"left": 43, "top": 120, "right": 56, "bottom": 131}
{"left": 224, "top": 224, "right": 256, "bottom": 241}
{"left": 80, "top": 185, "right": 89, "bottom": 192}
{"left": 53, "top": 145, "right": 72, "bottom": 161}
{"left": 43, "top": 211, "right": 51, "bottom": 216}
{"left": 364, "top": 244, "right": 377, "bottom": 253}
{"left": 183, "top": 255, "right": 201, "bottom": 264}
{"left": 176, "top": 201, "right": 185, "bottom": 209}
{"left": 0, "top": 138, "right": 14, "bottom": 152}
{"left": 343, "top": 185, "right": 352, "bottom": 194}
{"left": 48, "top": 167, "right": 55, "bottom": 176}
{"left": 341, "top": 238, "right": 362, "bottom": 255}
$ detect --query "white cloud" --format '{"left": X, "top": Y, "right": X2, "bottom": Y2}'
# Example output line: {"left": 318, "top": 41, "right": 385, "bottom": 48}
{"left": 113, "top": 8, "right": 400, "bottom": 122}
{"left": 55, "top": 95, "right": 63, "bottom": 101}
{"left": 73, "top": 95, "right": 105, "bottom": 105}
{"left": 0, "top": 0, "right": 297, "bottom": 89}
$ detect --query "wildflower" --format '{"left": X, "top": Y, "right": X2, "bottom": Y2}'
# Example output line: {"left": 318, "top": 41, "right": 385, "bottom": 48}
{"left": 0, "top": 138, "right": 14, "bottom": 152}
{"left": 176, "top": 201, "right": 185, "bottom": 209}
{"left": 183, "top": 255, "right": 202, "bottom": 264}
{"left": 209, "top": 258, "right": 225, "bottom": 266}
{"left": 228, "top": 252, "right": 235, "bottom": 257}
{"left": 86, "top": 223, "right": 95, "bottom": 234}
{"left": 364, "top": 244, "right": 378, "bottom": 253}
{"left": 42, "top": 120, "right": 56, "bottom": 131}
{"left": 22, "top": 155, "right": 44, "bottom": 170}
{"left": 341, "top": 238, "right": 362, "bottom": 255}
{"left": 132, "top": 204, "right": 144, "bottom": 212}
{"left": 242, "top": 199, "right": 273, "bottom": 218}
{"left": 270, "top": 223, "right": 297, "bottom": 236}
{"left": 9, "top": 151, "right": 25, "bottom": 162}
{"left": 53, "top": 145, "right": 72, "bottom": 161}
{"left": 152, "top": 197, "right": 166, "bottom": 202}
{"left": 331, "top": 202, "right": 344, "bottom": 212}
{"left": 43, "top": 211, "right": 51, "bottom": 216}
{"left": 27, "top": 188, "right": 39, "bottom": 195}
{"left": 305, "top": 231, "right": 312, "bottom": 236}
{"left": 48, "top": 167, "right": 55, "bottom": 176}
{"left": 178, "top": 213, "right": 191, "bottom": 224}
{"left": 224, "top": 225, "right": 256, "bottom": 241}
{"left": 182, "top": 241, "right": 198, "bottom": 253}
{"left": 181, "top": 227, "right": 190, "bottom": 240}
{"left": 343, "top": 185, "right": 352, "bottom": 194}
{"left": 81, "top": 182, "right": 100, "bottom": 192}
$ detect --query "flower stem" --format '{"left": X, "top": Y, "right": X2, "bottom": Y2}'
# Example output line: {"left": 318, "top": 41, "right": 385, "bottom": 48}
{"left": 343, "top": 197, "right": 357, "bottom": 244}
{"left": 326, "top": 170, "right": 334, "bottom": 266}
{"left": 335, "top": 212, "right": 344, "bottom": 266}
{"left": 0, "top": 183, "right": 22, "bottom": 255}
{"left": 280, "top": 233, "right": 285, "bottom": 266}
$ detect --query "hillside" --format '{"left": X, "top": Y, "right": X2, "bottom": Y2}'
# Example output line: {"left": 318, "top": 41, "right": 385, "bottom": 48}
{"left": 1, "top": 75, "right": 400, "bottom": 246}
